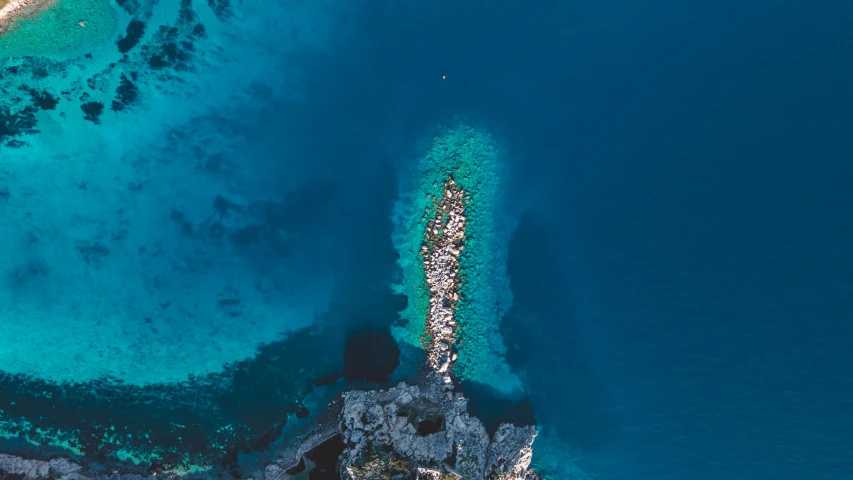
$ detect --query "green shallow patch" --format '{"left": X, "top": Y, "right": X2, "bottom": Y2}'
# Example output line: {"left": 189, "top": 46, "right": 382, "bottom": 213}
{"left": 392, "top": 120, "right": 522, "bottom": 395}
{"left": 0, "top": 0, "right": 118, "bottom": 59}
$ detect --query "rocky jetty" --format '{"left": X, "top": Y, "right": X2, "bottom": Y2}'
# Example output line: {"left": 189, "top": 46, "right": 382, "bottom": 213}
{"left": 421, "top": 177, "right": 466, "bottom": 385}
{"left": 315, "top": 176, "right": 538, "bottom": 479}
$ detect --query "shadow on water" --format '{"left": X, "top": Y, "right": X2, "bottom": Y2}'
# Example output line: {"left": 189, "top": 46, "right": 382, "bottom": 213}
{"left": 500, "top": 213, "right": 619, "bottom": 451}
{"left": 344, "top": 327, "right": 400, "bottom": 385}
{"left": 460, "top": 381, "right": 536, "bottom": 436}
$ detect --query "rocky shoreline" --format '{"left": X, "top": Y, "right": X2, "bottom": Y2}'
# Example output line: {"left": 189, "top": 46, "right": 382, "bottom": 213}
{"left": 0, "top": 0, "right": 56, "bottom": 36}
{"left": 0, "top": 177, "right": 539, "bottom": 479}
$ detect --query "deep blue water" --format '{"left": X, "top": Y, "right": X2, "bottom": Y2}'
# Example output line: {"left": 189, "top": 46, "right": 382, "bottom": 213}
{"left": 489, "top": 1, "right": 853, "bottom": 478}
{"left": 319, "top": 0, "right": 853, "bottom": 477}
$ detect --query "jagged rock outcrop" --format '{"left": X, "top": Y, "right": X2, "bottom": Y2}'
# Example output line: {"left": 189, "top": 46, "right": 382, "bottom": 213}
{"left": 337, "top": 381, "right": 538, "bottom": 480}
{"left": 485, "top": 424, "right": 539, "bottom": 480}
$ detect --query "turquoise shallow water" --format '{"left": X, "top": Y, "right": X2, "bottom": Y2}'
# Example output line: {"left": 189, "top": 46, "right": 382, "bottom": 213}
{"left": 2, "top": 0, "right": 852, "bottom": 478}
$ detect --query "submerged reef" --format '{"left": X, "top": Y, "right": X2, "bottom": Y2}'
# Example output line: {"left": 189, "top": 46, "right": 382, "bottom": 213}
{"left": 393, "top": 121, "right": 523, "bottom": 395}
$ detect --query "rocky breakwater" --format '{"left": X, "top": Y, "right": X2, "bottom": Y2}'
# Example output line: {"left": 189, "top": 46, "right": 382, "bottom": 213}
{"left": 332, "top": 176, "right": 540, "bottom": 479}
{"left": 421, "top": 176, "right": 465, "bottom": 385}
